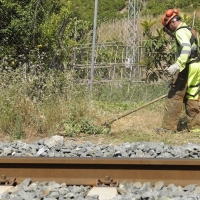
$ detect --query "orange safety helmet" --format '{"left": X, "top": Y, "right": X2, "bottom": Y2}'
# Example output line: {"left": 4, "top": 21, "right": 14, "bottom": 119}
{"left": 161, "top": 9, "right": 179, "bottom": 26}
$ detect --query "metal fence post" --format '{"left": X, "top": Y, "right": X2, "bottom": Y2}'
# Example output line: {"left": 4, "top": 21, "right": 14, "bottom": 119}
{"left": 90, "top": 0, "right": 98, "bottom": 101}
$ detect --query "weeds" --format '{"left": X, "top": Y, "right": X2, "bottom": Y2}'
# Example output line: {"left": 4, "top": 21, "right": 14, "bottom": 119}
{"left": 62, "top": 117, "right": 110, "bottom": 137}
{"left": 0, "top": 66, "right": 168, "bottom": 139}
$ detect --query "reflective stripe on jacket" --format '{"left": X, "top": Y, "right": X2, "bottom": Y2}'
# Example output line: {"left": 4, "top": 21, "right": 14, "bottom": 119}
{"left": 175, "top": 22, "right": 198, "bottom": 72}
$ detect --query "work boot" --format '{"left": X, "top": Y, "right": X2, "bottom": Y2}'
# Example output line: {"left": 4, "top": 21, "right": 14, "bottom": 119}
{"left": 154, "top": 126, "right": 189, "bottom": 134}
{"left": 177, "top": 117, "right": 188, "bottom": 132}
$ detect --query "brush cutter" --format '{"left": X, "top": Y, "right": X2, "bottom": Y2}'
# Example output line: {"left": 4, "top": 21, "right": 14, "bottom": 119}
{"left": 102, "top": 93, "right": 167, "bottom": 128}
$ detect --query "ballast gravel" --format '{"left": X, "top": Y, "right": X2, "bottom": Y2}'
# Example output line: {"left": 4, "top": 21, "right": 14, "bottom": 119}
{"left": 1, "top": 135, "right": 200, "bottom": 159}
{"left": 1, "top": 135, "right": 200, "bottom": 200}
{"left": 2, "top": 179, "right": 200, "bottom": 200}
{"left": 0, "top": 178, "right": 92, "bottom": 200}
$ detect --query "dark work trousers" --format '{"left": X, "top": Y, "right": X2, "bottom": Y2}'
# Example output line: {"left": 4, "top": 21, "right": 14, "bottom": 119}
{"left": 162, "top": 67, "right": 188, "bottom": 131}
{"left": 162, "top": 66, "right": 200, "bottom": 131}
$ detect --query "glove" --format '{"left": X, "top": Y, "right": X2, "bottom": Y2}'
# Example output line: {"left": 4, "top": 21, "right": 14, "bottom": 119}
{"left": 166, "top": 63, "right": 180, "bottom": 75}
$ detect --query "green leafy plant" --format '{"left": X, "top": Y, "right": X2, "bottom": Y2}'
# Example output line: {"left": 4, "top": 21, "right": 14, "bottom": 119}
{"left": 140, "top": 19, "right": 175, "bottom": 82}
{"left": 62, "top": 117, "right": 110, "bottom": 137}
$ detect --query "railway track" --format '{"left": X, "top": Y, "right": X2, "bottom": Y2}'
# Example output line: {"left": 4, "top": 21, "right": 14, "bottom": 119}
{"left": 1, "top": 157, "right": 200, "bottom": 187}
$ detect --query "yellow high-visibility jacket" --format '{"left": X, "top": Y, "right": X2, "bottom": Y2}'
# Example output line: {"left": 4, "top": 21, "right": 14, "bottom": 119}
{"left": 175, "top": 22, "right": 200, "bottom": 100}
{"left": 175, "top": 22, "right": 198, "bottom": 72}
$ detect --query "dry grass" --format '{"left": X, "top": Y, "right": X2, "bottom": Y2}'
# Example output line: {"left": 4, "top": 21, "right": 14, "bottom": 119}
{"left": 1, "top": 101, "right": 200, "bottom": 146}
{"left": 96, "top": 15, "right": 163, "bottom": 44}
{"left": 97, "top": 19, "right": 128, "bottom": 43}
{"left": 71, "top": 107, "right": 200, "bottom": 146}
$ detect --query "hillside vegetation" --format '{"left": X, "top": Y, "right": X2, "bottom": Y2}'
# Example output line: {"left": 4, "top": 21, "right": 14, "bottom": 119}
{"left": 70, "top": 0, "right": 200, "bottom": 22}
{"left": 142, "top": 0, "right": 200, "bottom": 16}
{"left": 71, "top": 0, "right": 126, "bottom": 22}
{"left": 70, "top": 0, "right": 200, "bottom": 40}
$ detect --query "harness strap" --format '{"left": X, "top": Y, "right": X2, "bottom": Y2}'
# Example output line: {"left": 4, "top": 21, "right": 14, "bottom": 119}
{"left": 187, "top": 58, "right": 200, "bottom": 65}
{"left": 176, "top": 26, "right": 197, "bottom": 45}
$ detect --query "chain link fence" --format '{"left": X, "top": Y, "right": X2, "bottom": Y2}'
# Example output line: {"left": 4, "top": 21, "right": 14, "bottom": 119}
{"left": 0, "top": 0, "right": 148, "bottom": 86}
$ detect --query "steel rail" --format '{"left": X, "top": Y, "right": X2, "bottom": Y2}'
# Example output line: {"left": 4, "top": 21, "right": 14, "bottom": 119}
{"left": 1, "top": 157, "right": 200, "bottom": 186}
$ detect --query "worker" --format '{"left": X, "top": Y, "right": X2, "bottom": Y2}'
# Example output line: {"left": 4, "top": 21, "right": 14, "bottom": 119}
{"left": 157, "top": 8, "right": 200, "bottom": 133}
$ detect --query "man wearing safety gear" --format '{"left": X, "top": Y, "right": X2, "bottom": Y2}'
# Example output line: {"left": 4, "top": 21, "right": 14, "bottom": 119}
{"left": 159, "top": 8, "right": 200, "bottom": 133}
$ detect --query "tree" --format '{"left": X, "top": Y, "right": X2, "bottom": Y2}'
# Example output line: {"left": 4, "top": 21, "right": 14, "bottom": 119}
{"left": 0, "top": 0, "right": 91, "bottom": 69}
{"left": 140, "top": 19, "right": 175, "bottom": 82}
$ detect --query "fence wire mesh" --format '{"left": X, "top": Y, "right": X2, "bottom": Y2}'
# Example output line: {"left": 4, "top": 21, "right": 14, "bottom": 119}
{"left": 0, "top": 0, "right": 149, "bottom": 84}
